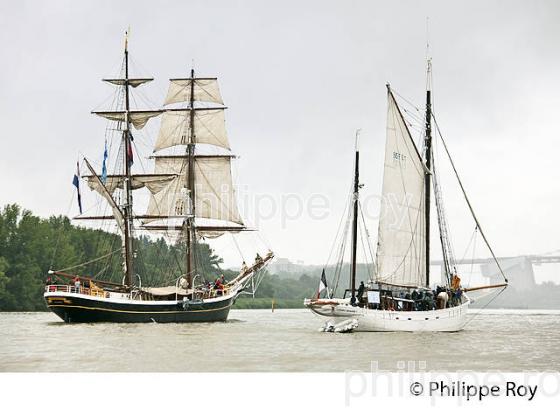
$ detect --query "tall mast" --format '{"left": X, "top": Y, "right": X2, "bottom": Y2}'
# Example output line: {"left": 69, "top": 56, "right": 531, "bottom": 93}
{"left": 350, "top": 134, "right": 360, "bottom": 305}
{"left": 424, "top": 59, "right": 433, "bottom": 288}
{"left": 122, "top": 32, "right": 134, "bottom": 287}
{"left": 185, "top": 68, "right": 196, "bottom": 287}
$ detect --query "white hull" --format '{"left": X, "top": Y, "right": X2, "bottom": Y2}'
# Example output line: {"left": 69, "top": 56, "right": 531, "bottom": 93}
{"left": 305, "top": 296, "right": 470, "bottom": 332}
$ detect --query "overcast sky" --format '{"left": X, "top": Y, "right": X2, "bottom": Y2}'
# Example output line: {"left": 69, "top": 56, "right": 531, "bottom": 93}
{"left": 1, "top": 0, "right": 559, "bottom": 275}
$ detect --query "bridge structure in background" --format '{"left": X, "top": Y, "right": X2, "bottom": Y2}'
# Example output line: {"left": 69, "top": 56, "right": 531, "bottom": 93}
{"left": 432, "top": 251, "right": 560, "bottom": 290}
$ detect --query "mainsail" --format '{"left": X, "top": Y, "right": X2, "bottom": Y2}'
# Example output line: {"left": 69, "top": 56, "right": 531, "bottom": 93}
{"left": 145, "top": 155, "right": 243, "bottom": 225}
{"left": 376, "top": 88, "right": 426, "bottom": 288}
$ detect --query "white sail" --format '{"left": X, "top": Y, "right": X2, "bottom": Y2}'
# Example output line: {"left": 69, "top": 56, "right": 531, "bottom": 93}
{"left": 376, "top": 90, "right": 426, "bottom": 288}
{"left": 85, "top": 174, "right": 177, "bottom": 195}
{"left": 83, "top": 159, "right": 125, "bottom": 233}
{"left": 154, "top": 109, "right": 230, "bottom": 151}
{"left": 93, "top": 110, "right": 162, "bottom": 130}
{"left": 195, "top": 157, "right": 242, "bottom": 224}
{"left": 164, "top": 79, "right": 224, "bottom": 106}
{"left": 146, "top": 156, "right": 242, "bottom": 225}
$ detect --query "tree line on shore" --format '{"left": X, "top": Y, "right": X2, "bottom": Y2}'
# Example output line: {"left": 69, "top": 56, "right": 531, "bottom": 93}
{"left": 4, "top": 203, "right": 555, "bottom": 311}
{"left": 0, "top": 204, "right": 319, "bottom": 311}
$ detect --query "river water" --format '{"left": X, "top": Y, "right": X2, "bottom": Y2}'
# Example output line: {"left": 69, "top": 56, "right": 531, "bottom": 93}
{"left": 1, "top": 309, "right": 558, "bottom": 372}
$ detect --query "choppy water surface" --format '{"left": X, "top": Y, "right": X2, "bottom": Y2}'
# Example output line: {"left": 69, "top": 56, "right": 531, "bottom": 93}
{"left": 1, "top": 309, "right": 558, "bottom": 372}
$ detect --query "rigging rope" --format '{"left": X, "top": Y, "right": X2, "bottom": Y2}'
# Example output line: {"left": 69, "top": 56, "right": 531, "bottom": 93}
{"left": 463, "top": 285, "right": 508, "bottom": 328}
{"left": 332, "top": 189, "right": 354, "bottom": 296}
{"left": 468, "top": 227, "right": 478, "bottom": 287}
{"left": 55, "top": 248, "right": 121, "bottom": 273}
{"left": 358, "top": 201, "right": 377, "bottom": 280}
{"left": 432, "top": 115, "right": 508, "bottom": 283}
{"left": 231, "top": 234, "right": 246, "bottom": 263}
{"left": 49, "top": 188, "right": 77, "bottom": 271}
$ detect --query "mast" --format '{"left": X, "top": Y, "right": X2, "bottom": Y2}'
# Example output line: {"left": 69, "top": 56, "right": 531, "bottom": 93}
{"left": 185, "top": 68, "right": 196, "bottom": 287}
{"left": 122, "top": 32, "right": 134, "bottom": 287}
{"left": 350, "top": 135, "right": 360, "bottom": 305}
{"left": 424, "top": 60, "right": 433, "bottom": 288}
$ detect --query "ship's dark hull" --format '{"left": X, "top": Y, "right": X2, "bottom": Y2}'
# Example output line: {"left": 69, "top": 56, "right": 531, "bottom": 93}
{"left": 44, "top": 293, "right": 235, "bottom": 323}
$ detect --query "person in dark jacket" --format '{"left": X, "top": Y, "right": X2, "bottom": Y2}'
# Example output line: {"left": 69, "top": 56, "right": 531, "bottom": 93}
{"left": 357, "top": 281, "right": 365, "bottom": 300}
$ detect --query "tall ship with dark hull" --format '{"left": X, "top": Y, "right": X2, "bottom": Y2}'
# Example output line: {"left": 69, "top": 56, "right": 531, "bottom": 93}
{"left": 44, "top": 35, "right": 273, "bottom": 323}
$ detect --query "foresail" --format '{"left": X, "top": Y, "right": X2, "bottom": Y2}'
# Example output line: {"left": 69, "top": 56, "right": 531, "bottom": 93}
{"left": 376, "top": 90, "right": 426, "bottom": 288}
{"left": 164, "top": 78, "right": 223, "bottom": 105}
{"left": 83, "top": 159, "right": 125, "bottom": 233}
{"left": 155, "top": 109, "right": 230, "bottom": 151}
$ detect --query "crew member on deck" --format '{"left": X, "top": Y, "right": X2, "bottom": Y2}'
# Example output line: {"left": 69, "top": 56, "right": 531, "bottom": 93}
{"left": 255, "top": 253, "right": 263, "bottom": 264}
{"left": 74, "top": 276, "right": 81, "bottom": 294}
{"left": 214, "top": 276, "right": 224, "bottom": 295}
{"left": 357, "top": 281, "right": 365, "bottom": 301}
{"left": 437, "top": 290, "right": 449, "bottom": 309}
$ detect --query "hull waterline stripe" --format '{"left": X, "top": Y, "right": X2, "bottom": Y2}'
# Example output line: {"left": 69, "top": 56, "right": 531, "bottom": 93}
{"left": 47, "top": 303, "right": 231, "bottom": 314}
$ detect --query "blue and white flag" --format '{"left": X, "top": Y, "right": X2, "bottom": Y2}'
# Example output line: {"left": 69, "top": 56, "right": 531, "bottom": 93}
{"left": 72, "top": 161, "right": 82, "bottom": 214}
{"left": 101, "top": 140, "right": 108, "bottom": 184}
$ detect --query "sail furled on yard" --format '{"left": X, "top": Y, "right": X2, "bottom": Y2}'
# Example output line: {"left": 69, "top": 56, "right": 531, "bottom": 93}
{"left": 92, "top": 110, "right": 163, "bottom": 130}
{"left": 85, "top": 174, "right": 177, "bottom": 195}
{"left": 164, "top": 78, "right": 224, "bottom": 106}
{"left": 145, "top": 156, "right": 243, "bottom": 225}
{"left": 376, "top": 90, "right": 426, "bottom": 288}
{"left": 155, "top": 109, "right": 230, "bottom": 151}
{"left": 83, "top": 159, "right": 126, "bottom": 233}
{"left": 102, "top": 78, "right": 153, "bottom": 88}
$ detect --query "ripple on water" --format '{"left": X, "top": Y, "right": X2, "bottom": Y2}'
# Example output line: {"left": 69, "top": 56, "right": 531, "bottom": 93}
{"left": 0, "top": 310, "right": 559, "bottom": 372}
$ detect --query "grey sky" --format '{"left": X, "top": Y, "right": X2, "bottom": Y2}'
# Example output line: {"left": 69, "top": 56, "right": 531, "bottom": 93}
{"left": 1, "top": 0, "right": 559, "bottom": 272}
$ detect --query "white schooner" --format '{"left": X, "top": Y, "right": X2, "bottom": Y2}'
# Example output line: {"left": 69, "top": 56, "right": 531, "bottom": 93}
{"left": 305, "top": 60, "right": 508, "bottom": 332}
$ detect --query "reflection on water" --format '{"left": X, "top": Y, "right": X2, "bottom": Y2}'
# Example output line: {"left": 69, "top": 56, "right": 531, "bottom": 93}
{"left": 1, "top": 310, "right": 559, "bottom": 372}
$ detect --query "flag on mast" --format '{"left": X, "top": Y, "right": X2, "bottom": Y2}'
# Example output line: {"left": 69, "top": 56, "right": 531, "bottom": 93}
{"left": 72, "top": 161, "right": 82, "bottom": 214}
{"left": 101, "top": 139, "right": 108, "bottom": 184}
{"left": 127, "top": 131, "right": 134, "bottom": 166}
{"left": 317, "top": 269, "right": 328, "bottom": 298}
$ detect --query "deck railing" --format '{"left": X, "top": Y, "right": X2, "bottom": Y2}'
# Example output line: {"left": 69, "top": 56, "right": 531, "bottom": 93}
{"left": 44, "top": 285, "right": 109, "bottom": 298}
{"left": 45, "top": 283, "right": 234, "bottom": 300}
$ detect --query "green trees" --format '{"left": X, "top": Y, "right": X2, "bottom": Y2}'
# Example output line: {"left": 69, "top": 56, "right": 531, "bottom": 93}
{"left": 0, "top": 204, "right": 232, "bottom": 311}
